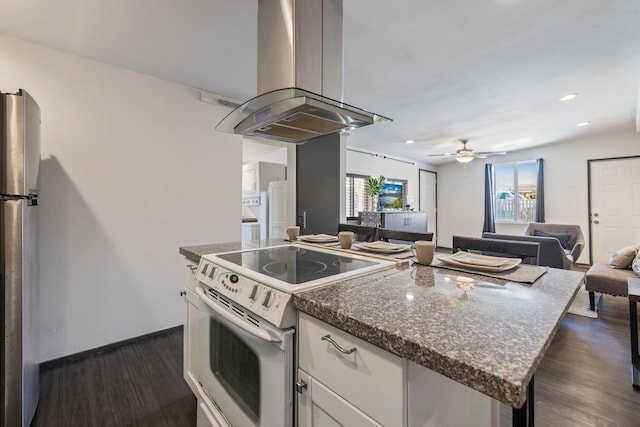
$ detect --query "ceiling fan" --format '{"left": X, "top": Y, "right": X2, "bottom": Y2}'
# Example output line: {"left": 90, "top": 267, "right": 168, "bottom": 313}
{"left": 428, "top": 139, "right": 507, "bottom": 163}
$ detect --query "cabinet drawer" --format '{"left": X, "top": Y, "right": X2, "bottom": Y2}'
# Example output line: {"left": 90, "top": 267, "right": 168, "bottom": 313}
{"left": 297, "top": 369, "right": 381, "bottom": 427}
{"left": 298, "top": 312, "right": 404, "bottom": 426}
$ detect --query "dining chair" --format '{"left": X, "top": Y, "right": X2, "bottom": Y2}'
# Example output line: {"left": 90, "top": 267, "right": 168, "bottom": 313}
{"left": 375, "top": 228, "right": 434, "bottom": 244}
{"left": 337, "top": 223, "right": 378, "bottom": 242}
{"left": 452, "top": 235, "right": 540, "bottom": 264}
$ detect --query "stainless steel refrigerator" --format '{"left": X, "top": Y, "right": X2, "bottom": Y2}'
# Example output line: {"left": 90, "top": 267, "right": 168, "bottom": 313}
{"left": 1, "top": 89, "right": 40, "bottom": 427}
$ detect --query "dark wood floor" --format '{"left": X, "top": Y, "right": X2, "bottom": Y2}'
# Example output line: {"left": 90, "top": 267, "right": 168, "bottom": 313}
{"left": 502, "top": 294, "right": 640, "bottom": 426}
{"left": 33, "top": 295, "right": 640, "bottom": 427}
{"left": 32, "top": 328, "right": 196, "bottom": 427}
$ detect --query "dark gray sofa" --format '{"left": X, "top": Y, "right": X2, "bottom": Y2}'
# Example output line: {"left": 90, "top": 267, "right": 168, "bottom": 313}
{"left": 481, "top": 232, "right": 572, "bottom": 269}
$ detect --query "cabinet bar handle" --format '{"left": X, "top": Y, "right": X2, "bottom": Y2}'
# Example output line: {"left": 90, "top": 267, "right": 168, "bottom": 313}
{"left": 321, "top": 334, "right": 357, "bottom": 354}
{"left": 295, "top": 380, "right": 308, "bottom": 393}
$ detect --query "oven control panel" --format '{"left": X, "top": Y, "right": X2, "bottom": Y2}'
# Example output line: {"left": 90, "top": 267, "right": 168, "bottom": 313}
{"left": 195, "top": 259, "right": 296, "bottom": 328}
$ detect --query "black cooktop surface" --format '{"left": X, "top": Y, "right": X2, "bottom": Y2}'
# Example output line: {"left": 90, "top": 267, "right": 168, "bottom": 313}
{"left": 214, "top": 245, "right": 378, "bottom": 285}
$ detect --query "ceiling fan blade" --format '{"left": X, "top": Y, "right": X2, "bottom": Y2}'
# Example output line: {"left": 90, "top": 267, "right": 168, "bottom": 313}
{"left": 475, "top": 151, "right": 507, "bottom": 159}
{"left": 427, "top": 152, "right": 456, "bottom": 157}
{"left": 476, "top": 151, "right": 507, "bottom": 156}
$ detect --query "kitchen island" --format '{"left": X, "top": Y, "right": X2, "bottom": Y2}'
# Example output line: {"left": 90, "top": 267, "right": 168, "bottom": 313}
{"left": 293, "top": 261, "right": 584, "bottom": 426}
{"left": 180, "top": 240, "right": 584, "bottom": 426}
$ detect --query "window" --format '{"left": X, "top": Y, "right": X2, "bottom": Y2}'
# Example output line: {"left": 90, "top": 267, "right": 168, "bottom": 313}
{"left": 494, "top": 161, "right": 537, "bottom": 222}
{"left": 345, "top": 174, "right": 369, "bottom": 219}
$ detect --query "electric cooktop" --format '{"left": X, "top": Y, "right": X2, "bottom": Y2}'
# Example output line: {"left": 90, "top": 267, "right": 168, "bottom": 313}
{"left": 206, "top": 244, "right": 395, "bottom": 293}
{"left": 196, "top": 244, "right": 395, "bottom": 328}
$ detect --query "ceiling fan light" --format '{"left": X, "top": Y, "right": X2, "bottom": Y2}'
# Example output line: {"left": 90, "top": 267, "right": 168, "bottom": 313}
{"left": 456, "top": 156, "right": 473, "bottom": 163}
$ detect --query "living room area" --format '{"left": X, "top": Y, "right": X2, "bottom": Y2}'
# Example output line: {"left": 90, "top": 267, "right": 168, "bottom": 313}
{"left": 348, "top": 130, "right": 640, "bottom": 425}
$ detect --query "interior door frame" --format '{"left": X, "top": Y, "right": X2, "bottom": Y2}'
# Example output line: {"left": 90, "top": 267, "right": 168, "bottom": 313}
{"left": 587, "top": 155, "right": 640, "bottom": 264}
{"left": 418, "top": 168, "right": 437, "bottom": 244}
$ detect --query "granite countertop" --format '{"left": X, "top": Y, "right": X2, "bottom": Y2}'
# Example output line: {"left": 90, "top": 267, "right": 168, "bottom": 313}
{"left": 179, "top": 238, "right": 286, "bottom": 263}
{"left": 179, "top": 241, "right": 584, "bottom": 408}
{"left": 292, "top": 263, "right": 584, "bottom": 408}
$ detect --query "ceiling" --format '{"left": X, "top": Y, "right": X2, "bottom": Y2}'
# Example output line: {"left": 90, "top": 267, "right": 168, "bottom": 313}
{"left": 1, "top": 0, "right": 639, "bottom": 162}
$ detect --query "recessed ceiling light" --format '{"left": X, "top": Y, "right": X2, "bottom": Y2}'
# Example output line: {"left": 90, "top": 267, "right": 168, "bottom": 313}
{"left": 405, "top": 139, "right": 415, "bottom": 144}
{"left": 577, "top": 121, "right": 590, "bottom": 127}
{"left": 559, "top": 93, "right": 578, "bottom": 101}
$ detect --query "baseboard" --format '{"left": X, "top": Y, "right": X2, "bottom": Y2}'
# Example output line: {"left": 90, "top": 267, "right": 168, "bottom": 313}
{"left": 40, "top": 325, "right": 183, "bottom": 371}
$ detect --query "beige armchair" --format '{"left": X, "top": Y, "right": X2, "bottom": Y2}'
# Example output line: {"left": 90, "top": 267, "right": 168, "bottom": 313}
{"left": 524, "top": 223, "right": 585, "bottom": 265}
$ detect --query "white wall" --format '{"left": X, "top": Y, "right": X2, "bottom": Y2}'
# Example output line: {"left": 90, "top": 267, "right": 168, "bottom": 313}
{"left": 243, "top": 139, "right": 288, "bottom": 165}
{"left": 346, "top": 148, "right": 437, "bottom": 211}
{"left": 0, "top": 35, "right": 243, "bottom": 361}
{"left": 437, "top": 129, "right": 640, "bottom": 263}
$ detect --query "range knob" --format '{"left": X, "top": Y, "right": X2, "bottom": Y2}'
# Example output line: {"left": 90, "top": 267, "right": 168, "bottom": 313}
{"left": 262, "top": 290, "right": 275, "bottom": 308}
{"left": 249, "top": 285, "right": 261, "bottom": 302}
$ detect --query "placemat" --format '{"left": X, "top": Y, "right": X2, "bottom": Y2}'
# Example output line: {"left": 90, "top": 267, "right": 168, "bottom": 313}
{"left": 429, "top": 258, "right": 548, "bottom": 284}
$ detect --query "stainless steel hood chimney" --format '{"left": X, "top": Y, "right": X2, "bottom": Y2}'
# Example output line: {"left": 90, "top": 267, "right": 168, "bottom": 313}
{"left": 216, "top": 0, "right": 390, "bottom": 143}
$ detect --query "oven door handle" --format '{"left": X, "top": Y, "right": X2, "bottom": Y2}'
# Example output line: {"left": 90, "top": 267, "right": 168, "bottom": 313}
{"left": 196, "top": 287, "right": 281, "bottom": 343}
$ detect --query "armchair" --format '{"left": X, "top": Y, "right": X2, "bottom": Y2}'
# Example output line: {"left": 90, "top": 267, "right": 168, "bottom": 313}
{"left": 523, "top": 223, "right": 585, "bottom": 264}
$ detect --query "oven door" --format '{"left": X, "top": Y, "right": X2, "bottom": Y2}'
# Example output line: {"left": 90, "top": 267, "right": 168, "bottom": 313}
{"left": 196, "top": 286, "right": 294, "bottom": 427}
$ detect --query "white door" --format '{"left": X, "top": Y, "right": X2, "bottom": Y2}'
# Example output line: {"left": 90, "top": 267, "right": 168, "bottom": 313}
{"left": 589, "top": 157, "right": 640, "bottom": 263}
{"left": 419, "top": 170, "right": 437, "bottom": 242}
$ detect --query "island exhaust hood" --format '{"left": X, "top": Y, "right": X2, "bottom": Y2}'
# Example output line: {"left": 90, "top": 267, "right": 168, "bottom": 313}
{"left": 216, "top": 0, "right": 390, "bottom": 144}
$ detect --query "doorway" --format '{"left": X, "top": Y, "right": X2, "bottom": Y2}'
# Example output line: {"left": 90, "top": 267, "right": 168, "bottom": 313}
{"left": 588, "top": 156, "right": 640, "bottom": 263}
{"left": 419, "top": 169, "right": 437, "bottom": 244}
{"left": 242, "top": 139, "right": 292, "bottom": 240}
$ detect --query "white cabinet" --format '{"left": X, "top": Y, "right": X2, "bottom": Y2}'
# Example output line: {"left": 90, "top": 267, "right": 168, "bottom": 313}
{"left": 183, "top": 258, "right": 232, "bottom": 427}
{"left": 242, "top": 162, "right": 286, "bottom": 201}
{"left": 297, "top": 369, "right": 382, "bottom": 427}
{"left": 297, "top": 312, "right": 499, "bottom": 427}
{"left": 241, "top": 222, "right": 260, "bottom": 241}
{"left": 380, "top": 211, "right": 428, "bottom": 233}
{"left": 183, "top": 259, "right": 199, "bottom": 395}
{"left": 407, "top": 360, "right": 499, "bottom": 427}
{"left": 297, "top": 312, "right": 405, "bottom": 427}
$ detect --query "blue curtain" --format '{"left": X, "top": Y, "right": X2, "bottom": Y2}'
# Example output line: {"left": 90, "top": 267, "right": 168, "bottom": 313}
{"left": 483, "top": 163, "right": 495, "bottom": 233}
{"left": 535, "top": 158, "right": 545, "bottom": 222}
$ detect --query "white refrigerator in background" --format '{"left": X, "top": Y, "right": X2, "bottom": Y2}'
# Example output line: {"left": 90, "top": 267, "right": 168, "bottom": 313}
{"left": 242, "top": 182, "right": 287, "bottom": 241}
{"left": 268, "top": 181, "right": 287, "bottom": 240}
{"left": 241, "top": 162, "right": 286, "bottom": 241}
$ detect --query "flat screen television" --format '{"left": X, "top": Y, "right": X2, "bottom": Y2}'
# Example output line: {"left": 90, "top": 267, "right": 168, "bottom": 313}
{"left": 379, "top": 183, "right": 405, "bottom": 209}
